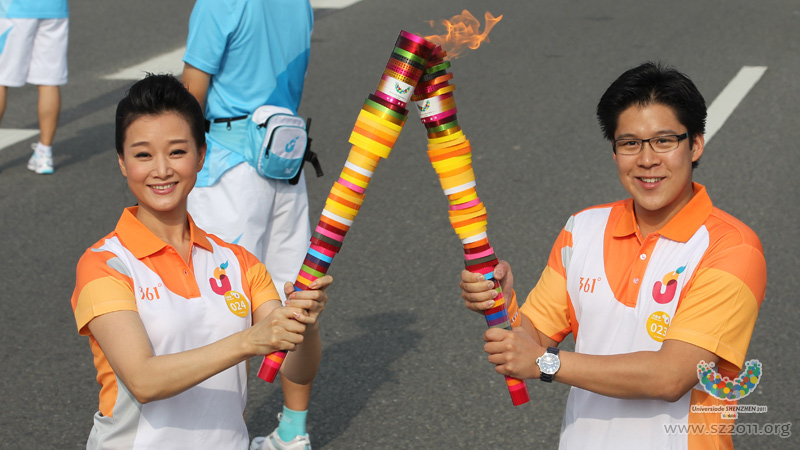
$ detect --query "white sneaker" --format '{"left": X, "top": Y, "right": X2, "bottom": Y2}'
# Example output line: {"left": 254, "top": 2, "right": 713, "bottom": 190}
{"left": 27, "top": 143, "right": 54, "bottom": 174}
{"left": 250, "top": 429, "right": 311, "bottom": 450}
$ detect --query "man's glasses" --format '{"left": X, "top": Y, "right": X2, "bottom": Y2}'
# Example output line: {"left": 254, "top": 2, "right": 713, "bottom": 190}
{"left": 614, "top": 132, "right": 689, "bottom": 155}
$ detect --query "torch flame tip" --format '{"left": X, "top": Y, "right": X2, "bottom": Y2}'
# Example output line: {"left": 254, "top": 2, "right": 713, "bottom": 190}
{"left": 423, "top": 10, "right": 503, "bottom": 60}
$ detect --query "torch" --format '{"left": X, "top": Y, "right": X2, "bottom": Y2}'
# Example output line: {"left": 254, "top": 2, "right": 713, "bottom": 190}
{"left": 411, "top": 42, "right": 530, "bottom": 405}
{"left": 257, "top": 31, "right": 436, "bottom": 382}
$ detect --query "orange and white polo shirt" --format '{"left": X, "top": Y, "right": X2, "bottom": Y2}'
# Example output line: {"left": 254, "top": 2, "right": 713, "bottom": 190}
{"left": 520, "top": 183, "right": 766, "bottom": 450}
{"left": 71, "top": 207, "right": 280, "bottom": 450}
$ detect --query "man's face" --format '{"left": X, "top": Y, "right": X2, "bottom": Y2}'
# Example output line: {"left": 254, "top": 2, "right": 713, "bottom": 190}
{"left": 612, "top": 103, "right": 704, "bottom": 231}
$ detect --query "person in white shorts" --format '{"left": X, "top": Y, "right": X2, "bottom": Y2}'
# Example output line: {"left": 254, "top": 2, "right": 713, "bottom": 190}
{"left": 0, "top": 0, "right": 69, "bottom": 174}
{"left": 182, "top": 1, "right": 320, "bottom": 449}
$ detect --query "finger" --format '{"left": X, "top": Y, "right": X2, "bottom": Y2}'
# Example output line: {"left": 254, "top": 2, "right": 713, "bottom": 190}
{"left": 494, "top": 364, "right": 511, "bottom": 376}
{"left": 283, "top": 281, "right": 295, "bottom": 298}
{"left": 290, "top": 309, "right": 317, "bottom": 325}
{"left": 484, "top": 340, "right": 511, "bottom": 356}
{"left": 461, "top": 290, "right": 497, "bottom": 306}
{"left": 464, "top": 297, "right": 498, "bottom": 312}
{"left": 461, "top": 282, "right": 498, "bottom": 302}
{"left": 288, "top": 288, "right": 326, "bottom": 301}
{"left": 264, "top": 311, "right": 304, "bottom": 333}
{"left": 460, "top": 278, "right": 497, "bottom": 294}
{"left": 493, "top": 261, "right": 509, "bottom": 280}
{"left": 287, "top": 297, "right": 326, "bottom": 319}
{"left": 484, "top": 327, "right": 510, "bottom": 343}
{"left": 487, "top": 353, "right": 508, "bottom": 366}
{"left": 270, "top": 321, "right": 307, "bottom": 342}
{"left": 273, "top": 329, "right": 304, "bottom": 349}
{"left": 460, "top": 269, "right": 486, "bottom": 283}
{"left": 284, "top": 298, "right": 318, "bottom": 310}
{"left": 308, "top": 275, "right": 333, "bottom": 290}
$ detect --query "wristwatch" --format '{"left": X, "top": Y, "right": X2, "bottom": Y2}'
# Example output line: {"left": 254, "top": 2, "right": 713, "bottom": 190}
{"left": 536, "top": 347, "right": 561, "bottom": 382}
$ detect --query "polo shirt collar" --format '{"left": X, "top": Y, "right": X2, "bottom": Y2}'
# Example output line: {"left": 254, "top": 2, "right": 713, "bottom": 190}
{"left": 115, "top": 206, "right": 213, "bottom": 259}
{"left": 613, "top": 182, "right": 714, "bottom": 242}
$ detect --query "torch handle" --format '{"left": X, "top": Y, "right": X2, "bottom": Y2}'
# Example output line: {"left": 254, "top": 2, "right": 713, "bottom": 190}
{"left": 256, "top": 280, "right": 315, "bottom": 383}
{"left": 478, "top": 274, "right": 530, "bottom": 406}
{"left": 257, "top": 351, "right": 287, "bottom": 383}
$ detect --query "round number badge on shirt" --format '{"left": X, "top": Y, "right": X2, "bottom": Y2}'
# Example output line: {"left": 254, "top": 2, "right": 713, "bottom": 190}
{"left": 646, "top": 311, "right": 671, "bottom": 342}
{"left": 225, "top": 291, "right": 250, "bottom": 317}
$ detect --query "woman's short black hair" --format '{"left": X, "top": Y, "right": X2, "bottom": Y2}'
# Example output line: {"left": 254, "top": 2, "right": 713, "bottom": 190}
{"left": 115, "top": 73, "right": 206, "bottom": 155}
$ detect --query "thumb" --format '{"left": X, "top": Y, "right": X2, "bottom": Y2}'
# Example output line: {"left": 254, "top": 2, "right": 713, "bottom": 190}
{"left": 493, "top": 262, "right": 506, "bottom": 280}
{"left": 283, "top": 281, "right": 295, "bottom": 299}
{"left": 484, "top": 327, "right": 506, "bottom": 342}
{"left": 494, "top": 260, "right": 512, "bottom": 281}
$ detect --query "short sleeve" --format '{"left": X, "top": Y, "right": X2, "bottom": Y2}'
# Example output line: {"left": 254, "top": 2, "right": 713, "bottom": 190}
{"left": 183, "top": 0, "right": 237, "bottom": 75}
{"left": 519, "top": 221, "right": 574, "bottom": 342}
{"left": 666, "top": 235, "right": 766, "bottom": 372}
{"left": 71, "top": 248, "right": 136, "bottom": 336}
{"left": 237, "top": 249, "right": 281, "bottom": 314}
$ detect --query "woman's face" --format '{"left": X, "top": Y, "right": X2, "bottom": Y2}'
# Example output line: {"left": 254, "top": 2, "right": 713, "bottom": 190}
{"left": 118, "top": 112, "right": 206, "bottom": 218}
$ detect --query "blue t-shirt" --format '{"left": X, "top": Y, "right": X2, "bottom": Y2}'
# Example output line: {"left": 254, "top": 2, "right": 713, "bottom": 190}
{"left": 0, "top": 0, "right": 69, "bottom": 19}
{"left": 183, "top": 0, "right": 313, "bottom": 186}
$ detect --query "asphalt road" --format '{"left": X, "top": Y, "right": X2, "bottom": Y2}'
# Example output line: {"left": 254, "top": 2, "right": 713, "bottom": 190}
{"left": 0, "top": 0, "right": 798, "bottom": 448}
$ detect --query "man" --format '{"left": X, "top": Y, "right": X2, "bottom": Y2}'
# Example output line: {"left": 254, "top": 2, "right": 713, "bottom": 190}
{"left": 461, "top": 62, "right": 766, "bottom": 449}
{"left": 181, "top": 1, "right": 317, "bottom": 449}
{"left": 0, "top": 0, "right": 68, "bottom": 174}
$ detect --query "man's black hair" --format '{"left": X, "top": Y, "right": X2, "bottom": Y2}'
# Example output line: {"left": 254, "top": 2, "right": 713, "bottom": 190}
{"left": 596, "top": 62, "right": 706, "bottom": 168}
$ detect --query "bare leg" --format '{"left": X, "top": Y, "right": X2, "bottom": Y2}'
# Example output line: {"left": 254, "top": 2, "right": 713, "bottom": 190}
{"left": 37, "top": 85, "right": 60, "bottom": 146}
{"left": 281, "top": 377, "right": 312, "bottom": 411}
{"left": 0, "top": 85, "right": 7, "bottom": 125}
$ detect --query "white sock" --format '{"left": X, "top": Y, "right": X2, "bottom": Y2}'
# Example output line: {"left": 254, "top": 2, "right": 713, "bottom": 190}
{"left": 35, "top": 143, "right": 53, "bottom": 155}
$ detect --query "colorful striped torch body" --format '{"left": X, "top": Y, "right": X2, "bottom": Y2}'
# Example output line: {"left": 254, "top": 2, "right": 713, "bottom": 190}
{"left": 412, "top": 47, "right": 531, "bottom": 405}
{"left": 257, "top": 31, "right": 436, "bottom": 383}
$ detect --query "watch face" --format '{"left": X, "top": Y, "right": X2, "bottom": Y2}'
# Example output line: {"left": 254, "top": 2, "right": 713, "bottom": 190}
{"left": 539, "top": 353, "right": 560, "bottom": 375}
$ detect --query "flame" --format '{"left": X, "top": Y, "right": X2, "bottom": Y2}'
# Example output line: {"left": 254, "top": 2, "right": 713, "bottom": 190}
{"left": 424, "top": 10, "right": 503, "bottom": 60}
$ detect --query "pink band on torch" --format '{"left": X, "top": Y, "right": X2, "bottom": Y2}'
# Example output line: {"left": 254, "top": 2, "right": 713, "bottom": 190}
{"left": 337, "top": 177, "right": 366, "bottom": 194}
{"left": 471, "top": 266, "right": 494, "bottom": 275}
{"left": 400, "top": 30, "right": 433, "bottom": 46}
{"left": 315, "top": 225, "right": 346, "bottom": 242}
{"left": 373, "top": 90, "right": 408, "bottom": 109}
{"left": 464, "top": 248, "right": 495, "bottom": 260}
{"left": 449, "top": 197, "right": 482, "bottom": 210}
{"left": 420, "top": 107, "right": 458, "bottom": 124}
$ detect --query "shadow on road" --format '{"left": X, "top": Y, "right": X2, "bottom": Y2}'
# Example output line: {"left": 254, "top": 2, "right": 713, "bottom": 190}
{"left": 246, "top": 311, "right": 422, "bottom": 448}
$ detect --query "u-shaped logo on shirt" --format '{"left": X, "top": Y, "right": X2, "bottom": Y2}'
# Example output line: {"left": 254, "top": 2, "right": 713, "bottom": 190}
{"left": 209, "top": 261, "right": 232, "bottom": 295}
{"left": 652, "top": 265, "right": 685, "bottom": 304}
{"left": 209, "top": 261, "right": 250, "bottom": 318}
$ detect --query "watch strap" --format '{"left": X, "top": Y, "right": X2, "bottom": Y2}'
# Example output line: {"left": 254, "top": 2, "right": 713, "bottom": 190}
{"left": 539, "top": 347, "right": 560, "bottom": 383}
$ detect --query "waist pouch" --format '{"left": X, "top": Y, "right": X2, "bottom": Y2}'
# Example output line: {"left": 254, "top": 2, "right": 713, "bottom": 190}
{"left": 247, "top": 106, "right": 322, "bottom": 184}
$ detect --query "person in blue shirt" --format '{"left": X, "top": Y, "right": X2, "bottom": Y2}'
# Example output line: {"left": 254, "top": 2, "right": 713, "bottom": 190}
{"left": 0, "top": 0, "right": 69, "bottom": 174}
{"left": 181, "top": 1, "right": 317, "bottom": 449}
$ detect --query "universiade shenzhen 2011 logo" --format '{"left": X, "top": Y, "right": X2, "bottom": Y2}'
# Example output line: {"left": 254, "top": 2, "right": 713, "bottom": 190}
{"left": 697, "top": 359, "right": 762, "bottom": 401}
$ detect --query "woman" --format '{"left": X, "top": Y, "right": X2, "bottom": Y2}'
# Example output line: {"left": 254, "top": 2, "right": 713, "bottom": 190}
{"left": 70, "top": 74, "right": 331, "bottom": 449}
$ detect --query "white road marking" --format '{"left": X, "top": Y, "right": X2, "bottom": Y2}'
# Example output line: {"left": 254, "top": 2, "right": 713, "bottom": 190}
{"left": 310, "top": 0, "right": 363, "bottom": 7}
{"left": 705, "top": 66, "right": 767, "bottom": 143}
{"left": 102, "top": 0, "right": 365, "bottom": 81}
{"left": 3, "top": 1, "right": 367, "bottom": 153}
{"left": 0, "top": 129, "right": 39, "bottom": 152}
{"left": 102, "top": 46, "right": 186, "bottom": 80}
